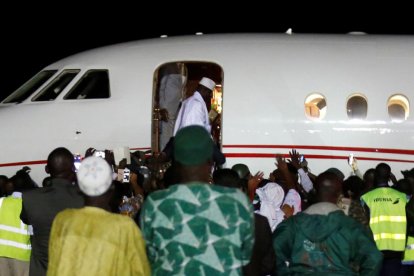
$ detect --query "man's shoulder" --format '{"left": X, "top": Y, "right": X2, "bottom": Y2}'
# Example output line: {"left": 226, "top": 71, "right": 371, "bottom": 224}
{"left": 56, "top": 207, "right": 134, "bottom": 224}
{"left": 292, "top": 209, "right": 346, "bottom": 224}
{"left": 23, "top": 182, "right": 79, "bottom": 199}
{"left": 326, "top": 210, "right": 365, "bottom": 230}
{"left": 209, "top": 184, "right": 250, "bottom": 200}
{"left": 145, "top": 184, "right": 250, "bottom": 208}
{"left": 54, "top": 208, "right": 77, "bottom": 220}
{"left": 22, "top": 187, "right": 48, "bottom": 201}
{"left": 189, "top": 183, "right": 250, "bottom": 200}
{"left": 149, "top": 183, "right": 234, "bottom": 195}
{"left": 94, "top": 209, "right": 138, "bottom": 230}
{"left": 184, "top": 92, "right": 204, "bottom": 104}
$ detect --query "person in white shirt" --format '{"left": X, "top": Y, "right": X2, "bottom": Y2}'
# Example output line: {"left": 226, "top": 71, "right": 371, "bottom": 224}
{"left": 161, "top": 77, "right": 225, "bottom": 166}
{"left": 173, "top": 77, "right": 216, "bottom": 135}
{"left": 255, "top": 182, "right": 286, "bottom": 232}
{"left": 158, "top": 63, "right": 187, "bottom": 150}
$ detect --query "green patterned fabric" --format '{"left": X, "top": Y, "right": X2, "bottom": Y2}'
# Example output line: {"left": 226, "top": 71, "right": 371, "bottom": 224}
{"left": 140, "top": 183, "right": 254, "bottom": 275}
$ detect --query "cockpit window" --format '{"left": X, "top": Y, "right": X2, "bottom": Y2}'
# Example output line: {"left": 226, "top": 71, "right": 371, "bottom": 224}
{"left": 32, "top": 69, "right": 80, "bottom": 101}
{"left": 388, "top": 94, "right": 409, "bottom": 122}
{"left": 347, "top": 94, "right": 367, "bottom": 119}
{"left": 64, "top": 70, "right": 110, "bottom": 99}
{"left": 305, "top": 93, "right": 327, "bottom": 120}
{"left": 2, "top": 70, "right": 57, "bottom": 103}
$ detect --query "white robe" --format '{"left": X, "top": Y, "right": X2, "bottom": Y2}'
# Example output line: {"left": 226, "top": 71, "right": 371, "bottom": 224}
{"left": 173, "top": 91, "right": 210, "bottom": 135}
{"left": 159, "top": 74, "right": 184, "bottom": 149}
{"left": 255, "top": 182, "right": 285, "bottom": 232}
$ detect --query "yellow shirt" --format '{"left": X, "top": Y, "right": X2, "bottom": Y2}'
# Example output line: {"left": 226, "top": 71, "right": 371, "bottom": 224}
{"left": 47, "top": 206, "right": 150, "bottom": 276}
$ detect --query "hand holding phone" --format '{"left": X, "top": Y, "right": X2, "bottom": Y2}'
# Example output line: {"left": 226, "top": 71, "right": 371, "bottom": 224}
{"left": 348, "top": 154, "right": 354, "bottom": 166}
{"left": 348, "top": 154, "right": 359, "bottom": 171}
{"left": 122, "top": 168, "right": 130, "bottom": 183}
{"left": 74, "top": 154, "right": 82, "bottom": 172}
{"left": 94, "top": 150, "right": 106, "bottom": 158}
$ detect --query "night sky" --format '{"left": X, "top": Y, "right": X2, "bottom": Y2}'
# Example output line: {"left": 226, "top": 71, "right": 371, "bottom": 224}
{"left": 2, "top": 5, "right": 413, "bottom": 101}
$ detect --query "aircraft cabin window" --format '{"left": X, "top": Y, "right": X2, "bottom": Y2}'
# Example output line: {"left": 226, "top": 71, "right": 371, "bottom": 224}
{"left": 388, "top": 94, "right": 409, "bottom": 121}
{"left": 305, "top": 93, "right": 327, "bottom": 120}
{"left": 2, "top": 70, "right": 57, "bottom": 103}
{"left": 32, "top": 69, "right": 80, "bottom": 101}
{"left": 347, "top": 94, "right": 367, "bottom": 119}
{"left": 64, "top": 70, "right": 110, "bottom": 100}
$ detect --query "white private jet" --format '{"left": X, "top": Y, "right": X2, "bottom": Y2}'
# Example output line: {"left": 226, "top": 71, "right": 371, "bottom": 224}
{"left": 1, "top": 33, "right": 413, "bottom": 184}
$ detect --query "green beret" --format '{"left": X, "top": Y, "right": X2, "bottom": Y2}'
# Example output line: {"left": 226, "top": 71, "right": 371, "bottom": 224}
{"left": 174, "top": 125, "right": 213, "bottom": 166}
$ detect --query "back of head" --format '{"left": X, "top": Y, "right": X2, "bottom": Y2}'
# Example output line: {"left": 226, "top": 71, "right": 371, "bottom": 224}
{"left": 324, "top": 167, "right": 345, "bottom": 182}
{"left": 77, "top": 156, "right": 113, "bottom": 197}
{"left": 343, "top": 175, "right": 365, "bottom": 199}
{"left": 395, "top": 178, "right": 412, "bottom": 196}
{"left": 0, "top": 175, "right": 7, "bottom": 184}
{"left": 11, "top": 167, "right": 37, "bottom": 192}
{"left": 231, "top": 164, "right": 251, "bottom": 180}
{"left": 174, "top": 125, "right": 213, "bottom": 166}
{"left": 363, "top": 168, "right": 375, "bottom": 182}
{"left": 402, "top": 168, "right": 414, "bottom": 189}
{"left": 315, "top": 172, "right": 342, "bottom": 203}
{"left": 213, "top": 169, "right": 242, "bottom": 189}
{"left": 47, "top": 147, "right": 75, "bottom": 178}
{"left": 0, "top": 175, "right": 8, "bottom": 196}
{"left": 402, "top": 168, "right": 414, "bottom": 180}
{"left": 374, "top": 163, "right": 391, "bottom": 186}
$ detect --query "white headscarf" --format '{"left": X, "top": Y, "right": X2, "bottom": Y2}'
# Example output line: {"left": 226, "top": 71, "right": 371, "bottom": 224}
{"left": 255, "top": 182, "right": 285, "bottom": 232}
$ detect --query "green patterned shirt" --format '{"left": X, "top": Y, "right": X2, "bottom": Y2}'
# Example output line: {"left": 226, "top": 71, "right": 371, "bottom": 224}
{"left": 140, "top": 183, "right": 254, "bottom": 275}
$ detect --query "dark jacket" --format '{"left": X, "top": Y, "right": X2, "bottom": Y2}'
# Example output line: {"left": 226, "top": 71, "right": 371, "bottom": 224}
{"left": 273, "top": 207, "right": 382, "bottom": 275}
{"left": 244, "top": 213, "right": 277, "bottom": 276}
{"left": 20, "top": 178, "right": 84, "bottom": 276}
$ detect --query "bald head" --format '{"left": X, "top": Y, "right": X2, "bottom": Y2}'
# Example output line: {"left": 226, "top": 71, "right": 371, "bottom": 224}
{"left": 374, "top": 163, "right": 391, "bottom": 186}
{"left": 46, "top": 147, "right": 75, "bottom": 179}
{"left": 315, "top": 172, "right": 342, "bottom": 203}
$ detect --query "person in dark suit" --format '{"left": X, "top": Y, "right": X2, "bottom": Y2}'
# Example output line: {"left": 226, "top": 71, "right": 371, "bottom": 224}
{"left": 20, "top": 147, "right": 84, "bottom": 276}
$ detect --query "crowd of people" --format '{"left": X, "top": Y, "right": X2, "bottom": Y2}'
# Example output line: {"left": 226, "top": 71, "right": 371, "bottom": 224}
{"left": 0, "top": 77, "right": 413, "bottom": 275}
{"left": 0, "top": 125, "right": 413, "bottom": 275}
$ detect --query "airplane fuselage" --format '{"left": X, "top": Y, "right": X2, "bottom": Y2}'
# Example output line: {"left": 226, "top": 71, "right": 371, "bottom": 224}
{"left": 1, "top": 33, "right": 413, "bottom": 184}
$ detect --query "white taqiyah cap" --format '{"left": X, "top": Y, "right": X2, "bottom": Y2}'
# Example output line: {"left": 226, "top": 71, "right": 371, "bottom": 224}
{"left": 77, "top": 156, "right": 113, "bottom": 197}
{"left": 199, "top": 77, "right": 216, "bottom": 91}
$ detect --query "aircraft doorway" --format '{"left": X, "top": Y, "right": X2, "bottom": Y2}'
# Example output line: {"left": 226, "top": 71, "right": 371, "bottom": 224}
{"left": 152, "top": 61, "right": 224, "bottom": 156}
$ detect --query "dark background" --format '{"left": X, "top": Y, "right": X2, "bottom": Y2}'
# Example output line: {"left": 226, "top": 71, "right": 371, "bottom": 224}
{"left": 1, "top": 4, "right": 413, "bottom": 101}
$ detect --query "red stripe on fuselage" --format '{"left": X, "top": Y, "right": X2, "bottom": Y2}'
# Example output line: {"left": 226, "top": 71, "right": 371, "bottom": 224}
{"left": 1, "top": 144, "right": 413, "bottom": 167}
{"left": 223, "top": 145, "right": 414, "bottom": 155}
{"left": 224, "top": 153, "right": 414, "bottom": 163}
{"left": 0, "top": 160, "right": 47, "bottom": 167}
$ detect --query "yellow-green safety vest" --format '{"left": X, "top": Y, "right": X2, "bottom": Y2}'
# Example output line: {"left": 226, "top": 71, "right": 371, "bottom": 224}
{"left": 0, "top": 194, "right": 31, "bottom": 261}
{"left": 404, "top": 236, "right": 414, "bottom": 262}
{"left": 361, "top": 187, "right": 407, "bottom": 251}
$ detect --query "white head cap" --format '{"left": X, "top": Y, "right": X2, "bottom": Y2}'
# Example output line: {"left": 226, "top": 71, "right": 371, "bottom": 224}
{"left": 199, "top": 77, "right": 216, "bottom": 91}
{"left": 77, "top": 156, "right": 113, "bottom": 197}
{"left": 255, "top": 182, "right": 285, "bottom": 232}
